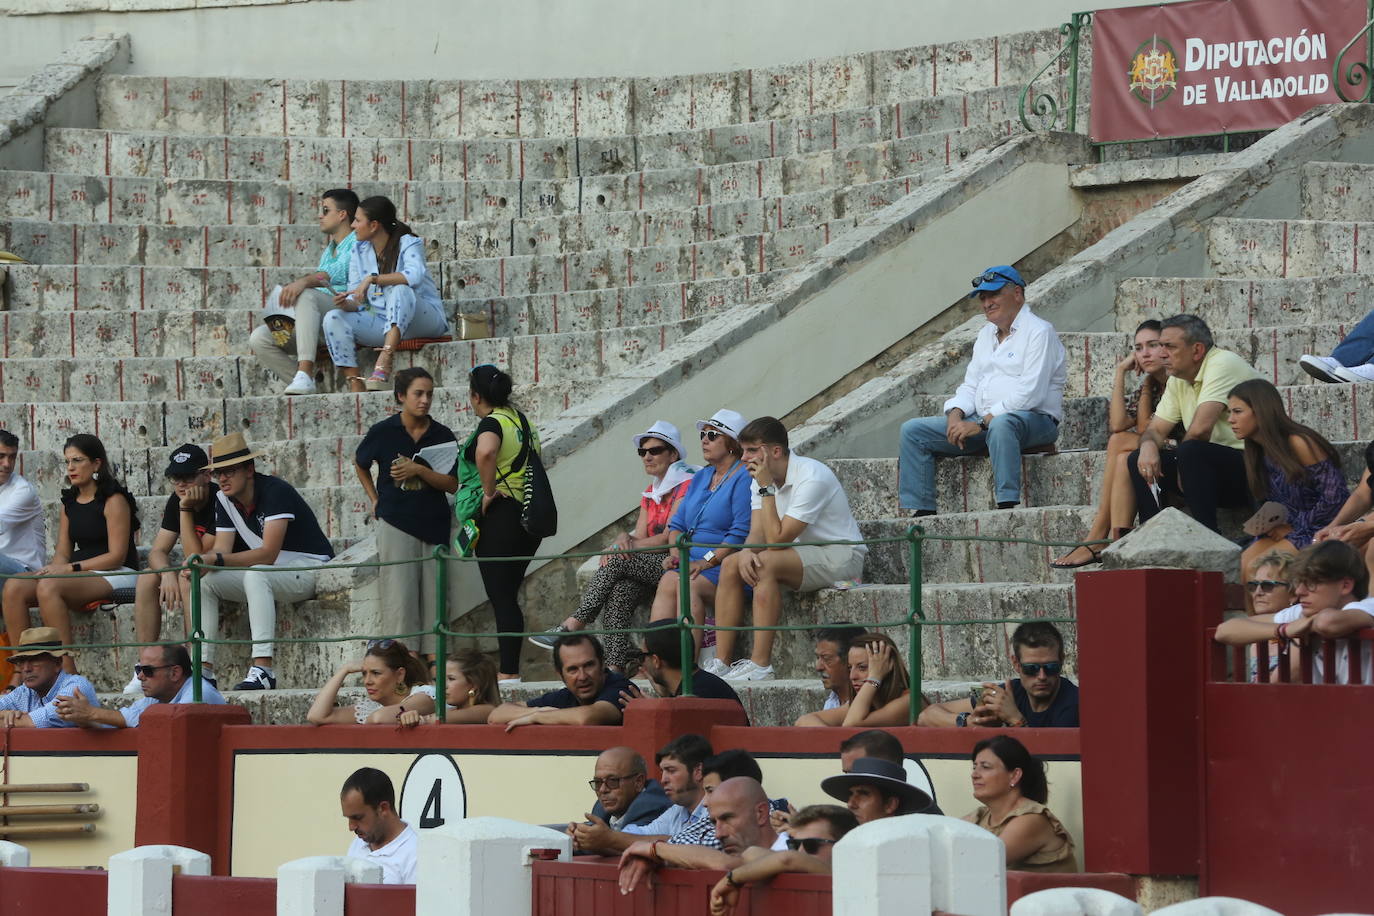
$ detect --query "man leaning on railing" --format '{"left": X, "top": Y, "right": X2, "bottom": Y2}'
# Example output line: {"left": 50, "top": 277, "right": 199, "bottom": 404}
{"left": 487, "top": 634, "right": 631, "bottom": 730}
{"left": 57, "top": 644, "right": 225, "bottom": 728}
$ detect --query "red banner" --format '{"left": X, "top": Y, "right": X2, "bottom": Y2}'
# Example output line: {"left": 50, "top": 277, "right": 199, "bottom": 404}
{"left": 1090, "top": 0, "right": 1367, "bottom": 142}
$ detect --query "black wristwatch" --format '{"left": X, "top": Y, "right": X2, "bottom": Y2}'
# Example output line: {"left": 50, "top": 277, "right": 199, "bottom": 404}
{"left": 977, "top": 417, "right": 989, "bottom": 431}
{"left": 955, "top": 712, "right": 970, "bottom": 727}
{"left": 756, "top": 486, "right": 773, "bottom": 498}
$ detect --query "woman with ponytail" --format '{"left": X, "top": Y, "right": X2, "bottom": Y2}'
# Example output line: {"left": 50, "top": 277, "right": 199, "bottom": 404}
{"left": 324, "top": 195, "right": 450, "bottom": 392}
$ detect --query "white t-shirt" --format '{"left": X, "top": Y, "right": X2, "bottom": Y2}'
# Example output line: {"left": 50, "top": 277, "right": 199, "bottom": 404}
{"left": 1273, "top": 598, "right": 1374, "bottom": 684}
{"left": 347, "top": 823, "right": 418, "bottom": 885}
{"left": 750, "top": 456, "right": 866, "bottom": 555}
{"left": 0, "top": 472, "right": 46, "bottom": 571}
{"left": 771, "top": 832, "right": 790, "bottom": 851}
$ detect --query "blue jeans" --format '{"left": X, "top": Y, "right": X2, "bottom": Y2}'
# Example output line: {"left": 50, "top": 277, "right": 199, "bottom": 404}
{"left": 1332, "top": 309, "right": 1374, "bottom": 367}
{"left": 898, "top": 410, "right": 1060, "bottom": 511}
{"left": 0, "top": 553, "right": 32, "bottom": 580}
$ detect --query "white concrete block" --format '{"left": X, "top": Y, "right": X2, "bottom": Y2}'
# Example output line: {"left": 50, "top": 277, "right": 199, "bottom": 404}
{"left": 1011, "top": 887, "right": 1144, "bottom": 916}
{"left": 107, "top": 845, "right": 212, "bottom": 916}
{"left": 415, "top": 816, "right": 570, "bottom": 916}
{"left": 1152, "top": 899, "right": 1284, "bottom": 916}
{"left": 0, "top": 841, "right": 30, "bottom": 867}
{"left": 277, "top": 855, "right": 383, "bottom": 916}
{"left": 832, "top": 814, "right": 1005, "bottom": 916}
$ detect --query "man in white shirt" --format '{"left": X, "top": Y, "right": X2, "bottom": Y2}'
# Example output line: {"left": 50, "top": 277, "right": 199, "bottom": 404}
{"left": 341, "top": 767, "right": 418, "bottom": 885}
{"left": 712, "top": 417, "right": 866, "bottom": 682}
{"left": 898, "top": 265, "right": 1066, "bottom": 515}
{"left": 1215, "top": 540, "right": 1374, "bottom": 684}
{"left": 0, "top": 430, "right": 46, "bottom": 577}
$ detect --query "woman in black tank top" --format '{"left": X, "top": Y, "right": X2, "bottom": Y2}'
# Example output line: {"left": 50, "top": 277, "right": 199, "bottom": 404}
{"left": 1, "top": 434, "right": 140, "bottom": 680}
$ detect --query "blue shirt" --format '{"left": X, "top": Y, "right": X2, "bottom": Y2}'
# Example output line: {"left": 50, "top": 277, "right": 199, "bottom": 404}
{"left": 317, "top": 232, "right": 357, "bottom": 290}
{"left": 666, "top": 462, "right": 752, "bottom": 563}
{"left": 121, "top": 677, "right": 226, "bottom": 727}
{"left": 348, "top": 234, "right": 446, "bottom": 324}
{"left": 623, "top": 799, "right": 708, "bottom": 837}
{"left": 0, "top": 670, "right": 97, "bottom": 728}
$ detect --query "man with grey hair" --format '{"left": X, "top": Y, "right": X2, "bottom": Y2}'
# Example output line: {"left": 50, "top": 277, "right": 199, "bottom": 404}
{"left": 1126, "top": 313, "right": 1259, "bottom": 532}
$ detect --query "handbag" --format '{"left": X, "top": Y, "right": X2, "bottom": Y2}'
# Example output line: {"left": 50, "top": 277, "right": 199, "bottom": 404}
{"left": 510, "top": 411, "right": 558, "bottom": 539}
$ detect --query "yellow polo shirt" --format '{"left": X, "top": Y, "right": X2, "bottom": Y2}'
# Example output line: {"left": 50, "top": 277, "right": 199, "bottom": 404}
{"left": 1154, "top": 347, "right": 1258, "bottom": 450}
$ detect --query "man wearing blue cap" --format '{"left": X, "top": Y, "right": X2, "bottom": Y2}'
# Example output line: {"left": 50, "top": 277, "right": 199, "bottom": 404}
{"left": 898, "top": 266, "right": 1066, "bottom": 515}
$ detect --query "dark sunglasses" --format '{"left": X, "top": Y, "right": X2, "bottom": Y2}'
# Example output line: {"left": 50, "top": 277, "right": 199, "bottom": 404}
{"left": 971, "top": 270, "right": 1020, "bottom": 289}
{"left": 1019, "top": 661, "right": 1063, "bottom": 677}
{"left": 637, "top": 445, "right": 669, "bottom": 457}
{"left": 1246, "top": 579, "right": 1290, "bottom": 594}
{"left": 134, "top": 664, "right": 173, "bottom": 678}
{"left": 367, "top": 639, "right": 397, "bottom": 650}
{"left": 699, "top": 429, "right": 723, "bottom": 441}
{"left": 786, "top": 837, "right": 838, "bottom": 854}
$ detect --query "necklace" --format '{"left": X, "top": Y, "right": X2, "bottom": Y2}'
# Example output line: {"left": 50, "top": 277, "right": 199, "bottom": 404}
{"left": 709, "top": 461, "right": 742, "bottom": 492}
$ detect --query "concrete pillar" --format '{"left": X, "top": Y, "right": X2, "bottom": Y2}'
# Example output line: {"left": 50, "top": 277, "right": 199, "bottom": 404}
{"left": 832, "top": 814, "right": 1005, "bottom": 916}
{"left": 277, "top": 856, "right": 384, "bottom": 916}
{"left": 1153, "top": 898, "right": 1284, "bottom": 916}
{"left": 415, "top": 816, "right": 570, "bottom": 916}
{"left": 107, "top": 845, "right": 212, "bottom": 916}
{"left": 1011, "top": 887, "right": 1144, "bottom": 916}
{"left": 0, "top": 841, "right": 30, "bottom": 867}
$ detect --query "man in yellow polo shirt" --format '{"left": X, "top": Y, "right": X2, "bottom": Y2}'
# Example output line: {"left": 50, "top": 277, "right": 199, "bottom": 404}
{"left": 1127, "top": 314, "right": 1259, "bottom": 532}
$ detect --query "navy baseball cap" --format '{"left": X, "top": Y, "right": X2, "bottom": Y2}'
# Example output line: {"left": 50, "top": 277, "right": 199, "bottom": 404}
{"left": 165, "top": 443, "right": 209, "bottom": 477}
{"left": 969, "top": 265, "right": 1025, "bottom": 297}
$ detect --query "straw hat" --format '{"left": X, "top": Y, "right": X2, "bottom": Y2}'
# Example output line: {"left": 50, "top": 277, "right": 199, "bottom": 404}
{"left": 8, "top": 627, "right": 74, "bottom": 661}
{"left": 205, "top": 432, "right": 268, "bottom": 471}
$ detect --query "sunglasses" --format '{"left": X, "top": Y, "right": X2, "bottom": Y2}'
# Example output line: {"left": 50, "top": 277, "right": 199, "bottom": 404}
{"left": 637, "top": 445, "right": 669, "bottom": 457}
{"left": 699, "top": 429, "right": 724, "bottom": 441}
{"left": 1246, "top": 579, "right": 1290, "bottom": 594}
{"left": 210, "top": 466, "right": 242, "bottom": 478}
{"left": 367, "top": 639, "right": 398, "bottom": 650}
{"left": 971, "top": 270, "right": 1020, "bottom": 289}
{"left": 134, "top": 664, "right": 173, "bottom": 678}
{"left": 1019, "top": 661, "right": 1063, "bottom": 677}
{"left": 785, "top": 837, "right": 838, "bottom": 854}
{"left": 588, "top": 775, "right": 640, "bottom": 791}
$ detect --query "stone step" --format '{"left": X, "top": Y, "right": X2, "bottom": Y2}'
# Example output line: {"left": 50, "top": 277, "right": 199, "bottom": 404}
{"left": 91, "top": 52, "right": 1047, "bottom": 138}
{"left": 45, "top": 120, "right": 1005, "bottom": 187}
{"left": 1298, "top": 160, "right": 1374, "bottom": 221}
{"left": 1207, "top": 217, "right": 1374, "bottom": 279}
{"left": 1113, "top": 275, "right": 1367, "bottom": 333}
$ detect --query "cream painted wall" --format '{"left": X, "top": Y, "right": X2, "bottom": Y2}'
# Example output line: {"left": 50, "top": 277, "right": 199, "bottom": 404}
{"left": 4, "top": 754, "right": 138, "bottom": 868}
{"left": 2, "top": 0, "right": 1186, "bottom": 82}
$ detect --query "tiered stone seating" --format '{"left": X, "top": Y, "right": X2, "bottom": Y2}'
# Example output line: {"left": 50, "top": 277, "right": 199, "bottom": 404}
{"left": 0, "top": 26, "right": 1071, "bottom": 700}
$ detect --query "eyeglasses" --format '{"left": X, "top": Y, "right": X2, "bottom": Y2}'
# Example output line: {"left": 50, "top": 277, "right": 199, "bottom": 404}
{"left": 699, "top": 429, "right": 723, "bottom": 441}
{"left": 971, "top": 270, "right": 1021, "bottom": 289}
{"left": 589, "top": 775, "right": 640, "bottom": 791}
{"left": 786, "top": 837, "right": 838, "bottom": 854}
{"left": 210, "top": 466, "right": 241, "bottom": 478}
{"left": 367, "top": 639, "right": 397, "bottom": 650}
{"left": 1019, "top": 661, "right": 1063, "bottom": 677}
{"left": 134, "top": 664, "right": 173, "bottom": 678}
{"left": 1247, "top": 579, "right": 1290, "bottom": 594}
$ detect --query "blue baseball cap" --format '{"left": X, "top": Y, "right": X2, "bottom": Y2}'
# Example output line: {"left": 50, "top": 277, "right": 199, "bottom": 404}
{"left": 969, "top": 265, "right": 1025, "bottom": 298}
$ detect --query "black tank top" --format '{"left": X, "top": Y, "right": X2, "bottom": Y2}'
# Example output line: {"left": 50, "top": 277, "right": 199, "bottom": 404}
{"left": 63, "top": 491, "right": 139, "bottom": 569}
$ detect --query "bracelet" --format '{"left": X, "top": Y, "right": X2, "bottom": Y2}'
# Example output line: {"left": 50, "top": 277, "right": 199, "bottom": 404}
{"left": 650, "top": 841, "right": 661, "bottom": 861}
{"left": 863, "top": 677, "right": 882, "bottom": 689}
{"left": 71, "top": 562, "right": 82, "bottom": 572}
{"left": 215, "top": 552, "right": 225, "bottom": 568}
{"left": 180, "top": 506, "right": 196, "bottom": 513}
{"left": 725, "top": 870, "right": 741, "bottom": 888}
{"left": 1276, "top": 622, "right": 1289, "bottom": 641}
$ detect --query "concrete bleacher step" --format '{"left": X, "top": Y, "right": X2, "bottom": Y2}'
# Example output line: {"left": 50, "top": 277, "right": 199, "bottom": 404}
{"left": 1207, "top": 217, "right": 1374, "bottom": 279}
{"left": 1298, "top": 160, "right": 1374, "bottom": 221}
{"left": 1113, "top": 275, "right": 1367, "bottom": 333}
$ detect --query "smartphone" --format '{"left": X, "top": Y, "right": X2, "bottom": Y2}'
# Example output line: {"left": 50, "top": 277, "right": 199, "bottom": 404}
{"left": 969, "top": 686, "right": 985, "bottom": 708}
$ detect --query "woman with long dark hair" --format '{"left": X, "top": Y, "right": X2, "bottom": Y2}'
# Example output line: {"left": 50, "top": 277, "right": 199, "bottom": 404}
{"left": 2, "top": 434, "right": 140, "bottom": 677}
{"left": 1228, "top": 378, "right": 1347, "bottom": 609}
{"left": 399, "top": 648, "right": 501, "bottom": 726}
{"left": 306, "top": 638, "right": 435, "bottom": 725}
{"left": 456, "top": 365, "right": 544, "bottom": 682}
{"left": 964, "top": 735, "right": 1077, "bottom": 872}
{"left": 796, "top": 632, "right": 914, "bottom": 727}
{"left": 323, "top": 195, "right": 450, "bottom": 392}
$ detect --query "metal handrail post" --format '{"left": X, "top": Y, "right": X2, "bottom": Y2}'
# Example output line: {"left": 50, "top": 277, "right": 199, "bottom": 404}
{"left": 189, "top": 556, "right": 203, "bottom": 703}
{"left": 1064, "top": 12, "right": 1088, "bottom": 133}
{"left": 433, "top": 547, "right": 449, "bottom": 724}
{"left": 907, "top": 527, "right": 926, "bottom": 724}
{"left": 677, "top": 534, "right": 693, "bottom": 697}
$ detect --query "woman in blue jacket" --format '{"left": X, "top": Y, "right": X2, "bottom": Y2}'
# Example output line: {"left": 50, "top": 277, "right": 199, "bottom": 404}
{"left": 323, "top": 195, "right": 450, "bottom": 392}
{"left": 648, "top": 409, "right": 753, "bottom": 656}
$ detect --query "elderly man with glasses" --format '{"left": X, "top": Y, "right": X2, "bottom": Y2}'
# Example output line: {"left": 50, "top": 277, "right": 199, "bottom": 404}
{"left": 568, "top": 747, "right": 671, "bottom": 848}
{"left": 897, "top": 265, "right": 1066, "bottom": 516}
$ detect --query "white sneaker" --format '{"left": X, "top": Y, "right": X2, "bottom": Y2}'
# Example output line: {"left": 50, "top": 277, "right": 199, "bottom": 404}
{"left": 722, "top": 659, "right": 774, "bottom": 682}
{"left": 700, "top": 657, "right": 730, "bottom": 677}
{"left": 283, "top": 371, "right": 316, "bottom": 395}
{"left": 1299, "top": 355, "right": 1345, "bottom": 383}
{"left": 122, "top": 672, "right": 142, "bottom": 695}
{"left": 1333, "top": 363, "right": 1374, "bottom": 384}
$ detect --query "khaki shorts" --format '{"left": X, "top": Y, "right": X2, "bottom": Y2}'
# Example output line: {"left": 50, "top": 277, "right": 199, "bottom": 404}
{"left": 794, "top": 543, "right": 866, "bottom": 592}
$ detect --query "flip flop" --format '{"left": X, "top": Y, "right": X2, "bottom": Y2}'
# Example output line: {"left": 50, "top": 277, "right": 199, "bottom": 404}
{"left": 1050, "top": 546, "right": 1101, "bottom": 569}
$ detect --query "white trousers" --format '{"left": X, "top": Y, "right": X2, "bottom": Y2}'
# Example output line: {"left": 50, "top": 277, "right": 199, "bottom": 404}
{"left": 247, "top": 286, "right": 332, "bottom": 381}
{"left": 196, "top": 561, "right": 318, "bottom": 662}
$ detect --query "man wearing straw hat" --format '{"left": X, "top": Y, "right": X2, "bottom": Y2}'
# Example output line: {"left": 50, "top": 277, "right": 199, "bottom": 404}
{"left": 197, "top": 432, "right": 334, "bottom": 691}
{"left": 0, "top": 627, "right": 96, "bottom": 728}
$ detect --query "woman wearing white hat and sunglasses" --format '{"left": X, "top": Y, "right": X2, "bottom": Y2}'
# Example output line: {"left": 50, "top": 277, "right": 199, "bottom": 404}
{"left": 529, "top": 421, "right": 699, "bottom": 672}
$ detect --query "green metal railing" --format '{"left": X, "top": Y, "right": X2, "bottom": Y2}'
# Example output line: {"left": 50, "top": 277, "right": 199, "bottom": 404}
{"left": 5, "top": 528, "right": 1087, "bottom": 725}
{"left": 1018, "top": 12, "right": 1092, "bottom": 134}
{"left": 1335, "top": 1, "right": 1374, "bottom": 102}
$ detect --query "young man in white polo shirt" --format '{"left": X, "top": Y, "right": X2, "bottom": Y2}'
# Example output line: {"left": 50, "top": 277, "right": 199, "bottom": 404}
{"left": 341, "top": 767, "right": 417, "bottom": 885}
{"left": 711, "top": 417, "right": 866, "bottom": 682}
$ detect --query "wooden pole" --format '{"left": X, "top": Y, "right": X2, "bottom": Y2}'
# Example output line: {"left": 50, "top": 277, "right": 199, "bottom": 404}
{"left": 0, "top": 783, "right": 89, "bottom": 794}
{"left": 0, "top": 824, "right": 95, "bottom": 837}
{"left": 0, "top": 804, "right": 100, "bottom": 816}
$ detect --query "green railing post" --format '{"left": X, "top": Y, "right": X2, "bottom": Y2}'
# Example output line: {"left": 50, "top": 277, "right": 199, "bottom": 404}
{"left": 676, "top": 533, "right": 694, "bottom": 697}
{"left": 1018, "top": 11, "right": 1090, "bottom": 133}
{"left": 188, "top": 555, "right": 203, "bottom": 703}
{"left": 433, "top": 547, "right": 449, "bottom": 724}
{"left": 907, "top": 526, "right": 926, "bottom": 725}
{"left": 1334, "top": 0, "right": 1374, "bottom": 101}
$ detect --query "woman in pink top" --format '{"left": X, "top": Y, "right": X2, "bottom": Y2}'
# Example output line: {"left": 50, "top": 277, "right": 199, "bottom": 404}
{"left": 528, "top": 421, "right": 698, "bottom": 672}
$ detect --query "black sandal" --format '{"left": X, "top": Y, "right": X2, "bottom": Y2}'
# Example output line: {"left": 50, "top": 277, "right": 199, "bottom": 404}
{"left": 1050, "top": 545, "right": 1101, "bottom": 569}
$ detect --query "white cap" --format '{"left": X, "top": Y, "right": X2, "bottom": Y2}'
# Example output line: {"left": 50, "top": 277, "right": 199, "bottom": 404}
{"left": 632, "top": 420, "right": 686, "bottom": 460}
{"left": 695, "top": 409, "right": 747, "bottom": 441}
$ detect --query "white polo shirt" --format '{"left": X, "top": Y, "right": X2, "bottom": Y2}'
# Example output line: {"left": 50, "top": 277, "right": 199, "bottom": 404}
{"left": 0, "top": 472, "right": 46, "bottom": 571}
{"left": 1273, "top": 598, "right": 1374, "bottom": 684}
{"left": 750, "top": 455, "right": 866, "bottom": 555}
{"left": 347, "top": 823, "right": 418, "bottom": 884}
